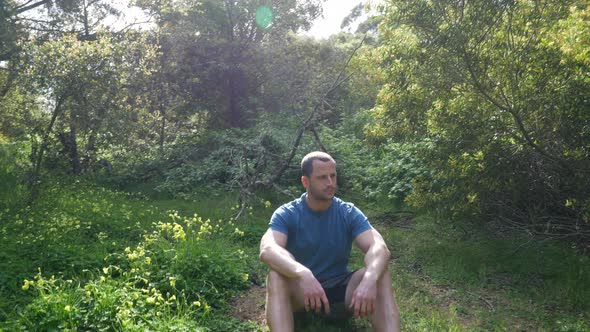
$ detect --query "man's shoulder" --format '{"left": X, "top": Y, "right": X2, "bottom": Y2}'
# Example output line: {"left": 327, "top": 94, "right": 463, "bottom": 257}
{"left": 332, "top": 196, "right": 360, "bottom": 213}
{"left": 273, "top": 195, "right": 305, "bottom": 216}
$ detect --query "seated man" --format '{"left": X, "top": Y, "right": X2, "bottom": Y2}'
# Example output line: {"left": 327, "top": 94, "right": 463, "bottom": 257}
{"left": 259, "top": 151, "right": 401, "bottom": 332}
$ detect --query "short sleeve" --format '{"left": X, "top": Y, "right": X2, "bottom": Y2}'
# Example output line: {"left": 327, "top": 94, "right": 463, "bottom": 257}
{"left": 269, "top": 206, "right": 289, "bottom": 235}
{"left": 348, "top": 204, "right": 372, "bottom": 239}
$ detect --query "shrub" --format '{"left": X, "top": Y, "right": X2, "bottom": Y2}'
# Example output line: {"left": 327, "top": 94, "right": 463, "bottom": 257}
{"left": 321, "top": 118, "right": 432, "bottom": 204}
{"left": 14, "top": 211, "right": 252, "bottom": 331}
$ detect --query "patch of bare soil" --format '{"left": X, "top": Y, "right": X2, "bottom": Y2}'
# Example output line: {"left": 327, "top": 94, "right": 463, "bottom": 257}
{"left": 230, "top": 285, "right": 267, "bottom": 326}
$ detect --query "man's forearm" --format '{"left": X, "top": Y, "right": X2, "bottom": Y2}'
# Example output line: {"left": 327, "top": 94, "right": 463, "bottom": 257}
{"left": 260, "top": 244, "right": 311, "bottom": 279}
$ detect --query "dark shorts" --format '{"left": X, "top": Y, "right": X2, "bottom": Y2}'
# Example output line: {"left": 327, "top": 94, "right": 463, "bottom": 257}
{"left": 319, "top": 271, "right": 355, "bottom": 304}
{"left": 295, "top": 271, "right": 356, "bottom": 321}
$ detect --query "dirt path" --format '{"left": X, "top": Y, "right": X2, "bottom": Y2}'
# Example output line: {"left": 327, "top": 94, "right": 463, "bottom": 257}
{"left": 230, "top": 285, "right": 267, "bottom": 326}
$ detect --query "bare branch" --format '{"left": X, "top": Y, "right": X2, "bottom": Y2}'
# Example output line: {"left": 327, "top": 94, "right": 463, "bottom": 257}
{"left": 15, "top": 0, "right": 51, "bottom": 15}
{"left": 114, "top": 17, "right": 155, "bottom": 34}
{"left": 309, "top": 125, "right": 327, "bottom": 152}
{"left": 232, "top": 34, "right": 368, "bottom": 217}
{"left": 264, "top": 34, "right": 368, "bottom": 186}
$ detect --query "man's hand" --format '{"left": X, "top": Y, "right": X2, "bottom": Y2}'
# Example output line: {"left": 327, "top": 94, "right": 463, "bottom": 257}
{"left": 349, "top": 276, "right": 377, "bottom": 318}
{"left": 298, "top": 270, "right": 330, "bottom": 315}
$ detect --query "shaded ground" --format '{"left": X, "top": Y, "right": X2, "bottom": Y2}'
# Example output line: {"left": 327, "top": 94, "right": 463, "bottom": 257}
{"left": 230, "top": 285, "right": 267, "bottom": 326}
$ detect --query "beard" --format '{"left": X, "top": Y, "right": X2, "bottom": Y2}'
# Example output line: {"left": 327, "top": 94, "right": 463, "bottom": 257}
{"left": 307, "top": 182, "right": 336, "bottom": 201}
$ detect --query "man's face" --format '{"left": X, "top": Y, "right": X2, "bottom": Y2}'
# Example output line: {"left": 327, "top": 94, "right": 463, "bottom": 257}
{"left": 302, "top": 160, "right": 337, "bottom": 201}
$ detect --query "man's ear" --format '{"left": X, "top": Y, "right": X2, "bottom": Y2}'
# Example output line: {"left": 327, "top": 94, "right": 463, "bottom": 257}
{"left": 301, "top": 176, "right": 309, "bottom": 189}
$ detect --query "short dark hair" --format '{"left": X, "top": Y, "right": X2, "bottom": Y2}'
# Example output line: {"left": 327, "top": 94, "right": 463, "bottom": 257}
{"left": 301, "top": 151, "right": 335, "bottom": 177}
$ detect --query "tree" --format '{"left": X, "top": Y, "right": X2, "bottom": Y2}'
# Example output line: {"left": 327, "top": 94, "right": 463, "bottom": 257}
{"left": 15, "top": 32, "right": 149, "bottom": 200}
{"left": 134, "top": 0, "right": 324, "bottom": 128}
{"left": 370, "top": 0, "right": 590, "bottom": 239}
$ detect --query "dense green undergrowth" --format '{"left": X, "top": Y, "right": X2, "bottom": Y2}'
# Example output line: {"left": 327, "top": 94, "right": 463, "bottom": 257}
{"left": 1, "top": 141, "right": 589, "bottom": 330}
{"left": 0, "top": 173, "right": 268, "bottom": 330}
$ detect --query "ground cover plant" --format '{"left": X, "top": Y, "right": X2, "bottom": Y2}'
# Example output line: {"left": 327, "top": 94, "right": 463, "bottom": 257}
{"left": 0, "top": 143, "right": 262, "bottom": 330}
{"left": 0, "top": 176, "right": 265, "bottom": 330}
{"left": 12, "top": 212, "right": 254, "bottom": 331}
{"left": 0, "top": 179, "right": 166, "bottom": 320}
{"left": 384, "top": 215, "right": 590, "bottom": 331}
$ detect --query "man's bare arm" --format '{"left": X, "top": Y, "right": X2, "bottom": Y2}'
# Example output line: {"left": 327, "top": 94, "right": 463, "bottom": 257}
{"left": 259, "top": 229, "right": 330, "bottom": 314}
{"left": 358, "top": 228, "right": 391, "bottom": 281}
{"left": 349, "top": 228, "right": 391, "bottom": 317}
{"left": 259, "top": 229, "right": 309, "bottom": 278}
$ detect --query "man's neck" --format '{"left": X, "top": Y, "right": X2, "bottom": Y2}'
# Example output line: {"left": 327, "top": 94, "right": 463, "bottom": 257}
{"left": 305, "top": 193, "right": 332, "bottom": 212}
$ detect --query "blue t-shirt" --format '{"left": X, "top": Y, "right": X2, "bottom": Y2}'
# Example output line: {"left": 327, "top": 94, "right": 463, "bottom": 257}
{"left": 269, "top": 193, "right": 372, "bottom": 281}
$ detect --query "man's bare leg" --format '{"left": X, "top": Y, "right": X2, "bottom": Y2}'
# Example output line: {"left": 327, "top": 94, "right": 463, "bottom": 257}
{"left": 346, "top": 267, "right": 401, "bottom": 332}
{"left": 265, "top": 270, "right": 305, "bottom": 332}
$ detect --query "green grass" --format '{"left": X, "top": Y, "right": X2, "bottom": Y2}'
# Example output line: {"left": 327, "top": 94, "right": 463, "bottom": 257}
{"left": 0, "top": 178, "right": 169, "bottom": 319}
{"left": 382, "top": 214, "right": 590, "bottom": 331}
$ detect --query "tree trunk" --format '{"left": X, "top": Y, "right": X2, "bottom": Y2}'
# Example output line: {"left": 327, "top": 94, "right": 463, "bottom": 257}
{"left": 227, "top": 73, "right": 240, "bottom": 127}
{"left": 29, "top": 94, "right": 65, "bottom": 203}
{"left": 69, "top": 121, "right": 80, "bottom": 175}
{"left": 159, "top": 105, "right": 166, "bottom": 155}
{"left": 82, "top": 132, "right": 96, "bottom": 172}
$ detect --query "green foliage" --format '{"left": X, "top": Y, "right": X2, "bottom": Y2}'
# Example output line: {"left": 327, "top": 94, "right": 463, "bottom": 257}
{"left": 0, "top": 179, "right": 167, "bottom": 320}
{"left": 321, "top": 112, "right": 432, "bottom": 204}
{"left": 0, "top": 141, "right": 29, "bottom": 208}
{"left": 0, "top": 87, "right": 42, "bottom": 140}
{"left": 16, "top": 266, "right": 204, "bottom": 331}
{"left": 384, "top": 214, "right": 590, "bottom": 330}
{"left": 14, "top": 31, "right": 158, "bottom": 178}
{"left": 133, "top": 0, "right": 324, "bottom": 128}
{"left": 8, "top": 207, "right": 252, "bottom": 330}
{"left": 123, "top": 114, "right": 314, "bottom": 199}
{"left": 2, "top": 165, "right": 589, "bottom": 331}
{"left": 369, "top": 0, "right": 590, "bottom": 237}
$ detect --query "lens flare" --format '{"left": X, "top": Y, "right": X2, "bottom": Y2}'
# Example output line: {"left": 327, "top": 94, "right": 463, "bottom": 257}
{"left": 255, "top": 6, "right": 273, "bottom": 29}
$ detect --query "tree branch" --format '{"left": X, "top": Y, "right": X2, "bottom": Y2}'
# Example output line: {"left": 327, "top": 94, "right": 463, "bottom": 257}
{"left": 231, "top": 34, "right": 369, "bottom": 221}
{"left": 459, "top": 47, "right": 563, "bottom": 164}
{"left": 265, "top": 34, "right": 367, "bottom": 185}
{"left": 16, "top": 0, "right": 51, "bottom": 14}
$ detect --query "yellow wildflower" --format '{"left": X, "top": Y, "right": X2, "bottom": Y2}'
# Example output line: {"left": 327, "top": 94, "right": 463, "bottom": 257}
{"left": 22, "top": 279, "right": 33, "bottom": 291}
{"left": 169, "top": 277, "right": 176, "bottom": 288}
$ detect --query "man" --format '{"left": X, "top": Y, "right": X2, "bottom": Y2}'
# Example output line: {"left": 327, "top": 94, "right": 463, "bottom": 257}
{"left": 259, "top": 151, "right": 401, "bottom": 332}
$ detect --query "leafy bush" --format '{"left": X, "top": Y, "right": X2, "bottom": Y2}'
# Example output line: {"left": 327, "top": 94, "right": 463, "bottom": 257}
{"left": 0, "top": 141, "right": 29, "bottom": 209}
{"left": 13, "top": 212, "right": 252, "bottom": 330}
{"left": 150, "top": 117, "right": 314, "bottom": 199}
{"left": 321, "top": 115, "right": 432, "bottom": 204}
{"left": 367, "top": 0, "right": 590, "bottom": 239}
